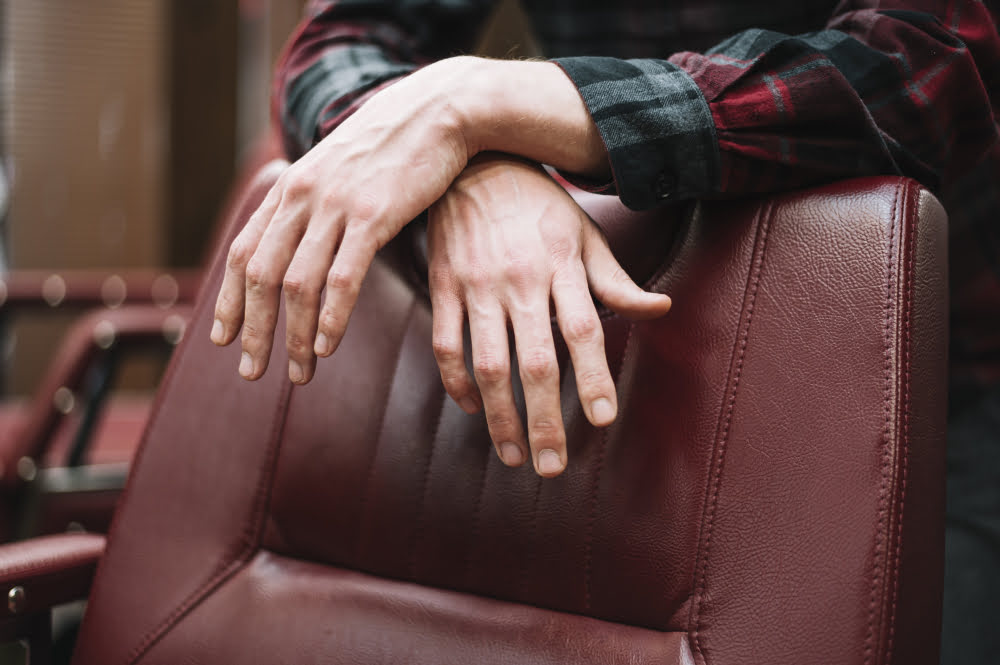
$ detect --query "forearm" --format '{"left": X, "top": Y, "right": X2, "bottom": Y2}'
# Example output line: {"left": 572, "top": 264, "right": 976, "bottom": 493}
{"left": 456, "top": 59, "right": 612, "bottom": 182}
{"left": 274, "top": 0, "right": 497, "bottom": 159}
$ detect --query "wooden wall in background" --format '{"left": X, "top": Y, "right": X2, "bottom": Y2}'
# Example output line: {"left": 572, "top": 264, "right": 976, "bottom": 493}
{"left": 167, "top": 1, "right": 239, "bottom": 268}
{"left": 0, "top": 0, "right": 534, "bottom": 395}
{"left": 3, "top": 0, "right": 169, "bottom": 394}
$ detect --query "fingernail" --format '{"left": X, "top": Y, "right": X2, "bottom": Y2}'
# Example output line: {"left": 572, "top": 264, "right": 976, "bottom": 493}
{"left": 239, "top": 352, "right": 254, "bottom": 378}
{"left": 315, "top": 333, "right": 331, "bottom": 356}
{"left": 537, "top": 449, "right": 563, "bottom": 475}
{"left": 288, "top": 360, "right": 303, "bottom": 384}
{"left": 459, "top": 397, "right": 479, "bottom": 414}
{"left": 500, "top": 443, "right": 523, "bottom": 467}
{"left": 591, "top": 397, "right": 615, "bottom": 424}
{"left": 210, "top": 319, "right": 224, "bottom": 344}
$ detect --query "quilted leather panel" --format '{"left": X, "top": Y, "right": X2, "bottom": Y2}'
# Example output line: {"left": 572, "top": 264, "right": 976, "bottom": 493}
{"left": 72, "top": 168, "right": 946, "bottom": 665}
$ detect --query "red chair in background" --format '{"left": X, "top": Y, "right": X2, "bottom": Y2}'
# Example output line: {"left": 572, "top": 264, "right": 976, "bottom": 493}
{"left": 0, "top": 135, "right": 283, "bottom": 541}
{"left": 0, "top": 162, "right": 947, "bottom": 664}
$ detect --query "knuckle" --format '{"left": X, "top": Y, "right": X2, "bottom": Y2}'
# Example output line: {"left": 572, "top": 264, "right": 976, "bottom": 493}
{"left": 282, "top": 271, "right": 315, "bottom": 302}
{"left": 279, "top": 172, "right": 316, "bottom": 201}
{"left": 547, "top": 237, "right": 577, "bottom": 262}
{"left": 485, "top": 412, "right": 518, "bottom": 437}
{"left": 227, "top": 238, "right": 252, "bottom": 269}
{"left": 521, "top": 351, "right": 557, "bottom": 383}
{"left": 326, "top": 268, "right": 355, "bottom": 292}
{"left": 245, "top": 259, "right": 277, "bottom": 291}
{"left": 285, "top": 333, "right": 312, "bottom": 357}
{"left": 348, "top": 191, "right": 380, "bottom": 224}
{"left": 317, "top": 191, "right": 341, "bottom": 214}
{"left": 562, "top": 314, "right": 601, "bottom": 345}
{"left": 318, "top": 307, "right": 344, "bottom": 333}
{"left": 432, "top": 336, "right": 462, "bottom": 363}
{"left": 429, "top": 265, "right": 457, "bottom": 290}
{"left": 501, "top": 256, "right": 541, "bottom": 290}
{"left": 240, "top": 320, "right": 267, "bottom": 343}
{"left": 474, "top": 356, "right": 508, "bottom": 384}
{"left": 459, "top": 265, "right": 491, "bottom": 291}
{"left": 529, "top": 418, "right": 565, "bottom": 445}
{"left": 575, "top": 368, "right": 610, "bottom": 397}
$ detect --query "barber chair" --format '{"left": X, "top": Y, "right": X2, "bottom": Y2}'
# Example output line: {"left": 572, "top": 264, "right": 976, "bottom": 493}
{"left": 0, "top": 161, "right": 946, "bottom": 664}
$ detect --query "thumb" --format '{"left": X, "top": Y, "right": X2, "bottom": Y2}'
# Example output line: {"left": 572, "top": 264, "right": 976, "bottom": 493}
{"left": 582, "top": 225, "right": 672, "bottom": 320}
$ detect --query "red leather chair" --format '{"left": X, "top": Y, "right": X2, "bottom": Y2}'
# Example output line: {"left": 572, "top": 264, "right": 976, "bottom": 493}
{"left": 0, "top": 162, "right": 947, "bottom": 664}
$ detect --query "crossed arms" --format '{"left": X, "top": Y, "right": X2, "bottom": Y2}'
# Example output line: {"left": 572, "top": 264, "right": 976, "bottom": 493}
{"left": 210, "top": 1, "right": 999, "bottom": 477}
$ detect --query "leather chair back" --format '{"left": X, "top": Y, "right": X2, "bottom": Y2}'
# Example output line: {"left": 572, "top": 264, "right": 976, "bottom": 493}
{"left": 71, "top": 162, "right": 947, "bottom": 665}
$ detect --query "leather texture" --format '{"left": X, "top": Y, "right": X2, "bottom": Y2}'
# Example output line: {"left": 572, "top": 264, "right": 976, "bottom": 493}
{"left": 72, "top": 162, "right": 947, "bottom": 665}
{"left": 0, "top": 533, "right": 104, "bottom": 617}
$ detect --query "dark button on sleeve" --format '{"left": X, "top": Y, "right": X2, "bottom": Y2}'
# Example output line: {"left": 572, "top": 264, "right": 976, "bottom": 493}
{"left": 553, "top": 56, "right": 720, "bottom": 210}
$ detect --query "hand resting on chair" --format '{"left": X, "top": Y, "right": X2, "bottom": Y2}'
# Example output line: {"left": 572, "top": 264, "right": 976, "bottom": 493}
{"left": 210, "top": 57, "right": 672, "bottom": 476}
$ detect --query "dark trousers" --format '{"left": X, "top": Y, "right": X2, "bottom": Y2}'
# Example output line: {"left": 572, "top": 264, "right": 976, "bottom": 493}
{"left": 941, "top": 385, "right": 1000, "bottom": 664}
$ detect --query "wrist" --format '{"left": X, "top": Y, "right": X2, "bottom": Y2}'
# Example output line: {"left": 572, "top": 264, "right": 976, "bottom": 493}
{"left": 458, "top": 59, "right": 611, "bottom": 180}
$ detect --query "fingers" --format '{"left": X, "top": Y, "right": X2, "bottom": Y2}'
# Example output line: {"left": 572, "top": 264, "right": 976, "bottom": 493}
{"left": 508, "top": 295, "right": 566, "bottom": 477}
{"left": 283, "top": 217, "right": 342, "bottom": 385}
{"left": 314, "top": 227, "right": 377, "bottom": 358}
{"left": 467, "top": 296, "right": 528, "bottom": 468}
{"left": 430, "top": 274, "right": 481, "bottom": 415}
{"left": 239, "top": 202, "right": 310, "bottom": 380}
{"left": 583, "top": 223, "right": 672, "bottom": 320}
{"left": 551, "top": 263, "right": 618, "bottom": 428}
{"left": 211, "top": 190, "right": 279, "bottom": 347}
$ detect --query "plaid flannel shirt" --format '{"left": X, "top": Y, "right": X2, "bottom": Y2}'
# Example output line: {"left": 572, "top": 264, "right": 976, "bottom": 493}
{"left": 274, "top": 0, "right": 1000, "bottom": 414}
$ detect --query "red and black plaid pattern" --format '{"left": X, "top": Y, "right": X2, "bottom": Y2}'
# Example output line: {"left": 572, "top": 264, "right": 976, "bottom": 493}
{"left": 274, "top": 0, "right": 1000, "bottom": 412}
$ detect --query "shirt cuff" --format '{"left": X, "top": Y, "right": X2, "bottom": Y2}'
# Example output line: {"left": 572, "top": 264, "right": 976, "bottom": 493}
{"left": 552, "top": 56, "right": 720, "bottom": 209}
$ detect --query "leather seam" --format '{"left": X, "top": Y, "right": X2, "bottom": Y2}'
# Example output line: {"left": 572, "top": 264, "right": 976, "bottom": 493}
{"left": 689, "top": 201, "right": 774, "bottom": 665}
{"left": 583, "top": 320, "right": 636, "bottom": 612}
{"left": 885, "top": 181, "right": 916, "bottom": 664}
{"left": 863, "top": 180, "right": 903, "bottom": 665}
{"left": 125, "top": 379, "right": 293, "bottom": 665}
{"left": 407, "top": 388, "right": 449, "bottom": 580}
{"left": 354, "top": 298, "right": 417, "bottom": 563}
{"left": 78, "top": 270, "right": 224, "bottom": 663}
{"left": 462, "top": 432, "right": 493, "bottom": 587}
{"left": 518, "top": 475, "right": 546, "bottom": 599}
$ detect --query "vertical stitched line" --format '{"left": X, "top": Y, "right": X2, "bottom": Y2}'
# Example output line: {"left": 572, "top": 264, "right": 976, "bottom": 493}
{"left": 354, "top": 299, "right": 417, "bottom": 563}
{"left": 125, "top": 378, "right": 294, "bottom": 665}
{"left": 690, "top": 202, "right": 773, "bottom": 665}
{"left": 407, "top": 388, "right": 449, "bottom": 580}
{"left": 885, "top": 184, "right": 915, "bottom": 663}
{"left": 583, "top": 321, "right": 636, "bottom": 613}
{"left": 518, "top": 475, "right": 545, "bottom": 600}
{"left": 462, "top": 438, "right": 493, "bottom": 587}
{"left": 863, "top": 182, "right": 902, "bottom": 665}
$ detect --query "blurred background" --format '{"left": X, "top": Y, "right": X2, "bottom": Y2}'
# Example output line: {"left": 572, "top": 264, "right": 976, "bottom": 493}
{"left": 0, "top": 0, "right": 306, "bottom": 397}
{"left": 0, "top": 0, "right": 537, "bottom": 401}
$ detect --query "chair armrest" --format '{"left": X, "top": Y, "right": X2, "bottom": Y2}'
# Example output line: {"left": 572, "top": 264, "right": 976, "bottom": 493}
{"left": 1, "top": 304, "right": 195, "bottom": 486}
{"left": 0, "top": 533, "right": 104, "bottom": 619}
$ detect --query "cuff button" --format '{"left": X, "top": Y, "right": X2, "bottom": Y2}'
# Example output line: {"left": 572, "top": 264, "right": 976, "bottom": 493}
{"left": 655, "top": 172, "right": 675, "bottom": 200}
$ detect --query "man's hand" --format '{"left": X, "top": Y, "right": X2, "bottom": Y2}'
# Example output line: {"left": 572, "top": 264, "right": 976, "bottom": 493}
{"left": 210, "top": 59, "right": 480, "bottom": 383}
{"left": 427, "top": 155, "right": 671, "bottom": 477}
{"left": 211, "top": 55, "right": 619, "bottom": 387}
